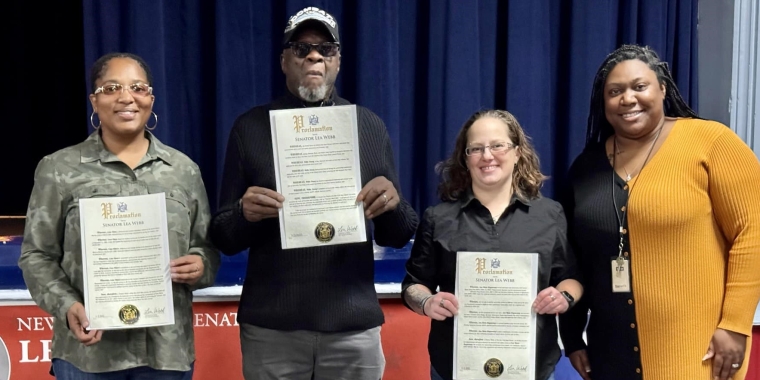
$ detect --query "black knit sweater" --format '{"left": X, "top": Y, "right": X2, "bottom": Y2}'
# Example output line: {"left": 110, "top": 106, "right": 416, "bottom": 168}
{"left": 210, "top": 90, "right": 418, "bottom": 332}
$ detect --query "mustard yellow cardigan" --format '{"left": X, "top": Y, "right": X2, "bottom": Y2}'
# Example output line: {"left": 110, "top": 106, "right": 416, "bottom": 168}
{"left": 628, "top": 118, "right": 760, "bottom": 379}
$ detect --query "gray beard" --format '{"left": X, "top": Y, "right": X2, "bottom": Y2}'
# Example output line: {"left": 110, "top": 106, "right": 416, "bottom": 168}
{"left": 298, "top": 84, "right": 328, "bottom": 102}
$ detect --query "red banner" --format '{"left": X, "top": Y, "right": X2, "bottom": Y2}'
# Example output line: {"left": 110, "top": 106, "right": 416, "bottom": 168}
{"left": 0, "top": 300, "right": 431, "bottom": 380}
{"left": 0, "top": 304, "right": 55, "bottom": 378}
{"left": 0, "top": 302, "right": 245, "bottom": 379}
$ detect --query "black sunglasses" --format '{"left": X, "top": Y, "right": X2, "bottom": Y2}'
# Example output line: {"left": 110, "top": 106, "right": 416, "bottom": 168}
{"left": 284, "top": 42, "right": 340, "bottom": 58}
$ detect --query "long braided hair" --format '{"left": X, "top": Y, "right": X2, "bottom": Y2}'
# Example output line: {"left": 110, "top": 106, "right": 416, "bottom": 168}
{"left": 585, "top": 44, "right": 699, "bottom": 146}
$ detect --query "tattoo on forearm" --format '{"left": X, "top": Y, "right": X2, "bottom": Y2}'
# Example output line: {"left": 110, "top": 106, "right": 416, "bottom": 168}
{"left": 404, "top": 284, "right": 432, "bottom": 313}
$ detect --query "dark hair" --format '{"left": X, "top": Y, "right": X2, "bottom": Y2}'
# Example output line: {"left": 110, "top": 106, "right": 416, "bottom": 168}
{"left": 585, "top": 44, "right": 699, "bottom": 146}
{"left": 437, "top": 109, "right": 548, "bottom": 202}
{"left": 89, "top": 52, "right": 154, "bottom": 93}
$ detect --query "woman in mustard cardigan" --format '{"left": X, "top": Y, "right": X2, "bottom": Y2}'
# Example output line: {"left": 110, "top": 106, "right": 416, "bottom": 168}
{"left": 558, "top": 44, "right": 760, "bottom": 380}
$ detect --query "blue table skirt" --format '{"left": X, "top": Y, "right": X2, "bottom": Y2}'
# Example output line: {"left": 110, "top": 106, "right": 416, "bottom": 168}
{"left": 0, "top": 236, "right": 24, "bottom": 289}
{"left": 0, "top": 236, "right": 411, "bottom": 289}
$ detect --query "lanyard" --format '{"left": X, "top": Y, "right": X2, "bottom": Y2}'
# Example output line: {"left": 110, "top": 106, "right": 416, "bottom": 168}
{"left": 610, "top": 125, "right": 663, "bottom": 264}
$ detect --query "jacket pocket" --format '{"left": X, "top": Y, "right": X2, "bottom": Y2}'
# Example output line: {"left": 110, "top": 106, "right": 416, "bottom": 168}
{"left": 149, "top": 185, "right": 192, "bottom": 258}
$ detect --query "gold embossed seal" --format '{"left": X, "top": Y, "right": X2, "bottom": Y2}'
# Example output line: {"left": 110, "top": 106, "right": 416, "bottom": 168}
{"left": 314, "top": 222, "right": 335, "bottom": 242}
{"left": 119, "top": 304, "right": 140, "bottom": 325}
{"left": 483, "top": 358, "right": 504, "bottom": 378}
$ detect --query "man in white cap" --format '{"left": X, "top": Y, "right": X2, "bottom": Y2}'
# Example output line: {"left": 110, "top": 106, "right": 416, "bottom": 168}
{"left": 210, "top": 6, "right": 418, "bottom": 380}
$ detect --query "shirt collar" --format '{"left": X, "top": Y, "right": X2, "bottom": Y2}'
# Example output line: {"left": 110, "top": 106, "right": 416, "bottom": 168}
{"left": 79, "top": 130, "right": 174, "bottom": 166}
{"left": 458, "top": 187, "right": 532, "bottom": 209}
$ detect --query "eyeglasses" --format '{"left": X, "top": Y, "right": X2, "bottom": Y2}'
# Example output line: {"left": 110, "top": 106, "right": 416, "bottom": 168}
{"left": 465, "top": 142, "right": 516, "bottom": 157}
{"left": 284, "top": 42, "right": 340, "bottom": 58}
{"left": 94, "top": 83, "right": 153, "bottom": 97}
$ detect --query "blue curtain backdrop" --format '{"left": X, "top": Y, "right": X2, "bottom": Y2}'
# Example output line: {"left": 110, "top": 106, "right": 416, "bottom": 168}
{"left": 82, "top": 0, "right": 698, "bottom": 214}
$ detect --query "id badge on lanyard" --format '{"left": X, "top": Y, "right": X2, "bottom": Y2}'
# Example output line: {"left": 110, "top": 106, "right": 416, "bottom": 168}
{"left": 611, "top": 255, "right": 631, "bottom": 293}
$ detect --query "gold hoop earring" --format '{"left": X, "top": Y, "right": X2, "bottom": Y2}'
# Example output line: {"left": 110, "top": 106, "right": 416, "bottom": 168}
{"left": 145, "top": 111, "right": 158, "bottom": 131}
{"left": 90, "top": 112, "right": 101, "bottom": 130}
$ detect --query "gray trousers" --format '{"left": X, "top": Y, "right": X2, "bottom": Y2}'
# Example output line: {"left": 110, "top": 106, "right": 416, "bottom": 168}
{"left": 240, "top": 323, "right": 385, "bottom": 380}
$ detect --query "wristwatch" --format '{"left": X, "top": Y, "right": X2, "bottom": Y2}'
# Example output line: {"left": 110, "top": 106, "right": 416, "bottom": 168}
{"left": 560, "top": 291, "right": 575, "bottom": 309}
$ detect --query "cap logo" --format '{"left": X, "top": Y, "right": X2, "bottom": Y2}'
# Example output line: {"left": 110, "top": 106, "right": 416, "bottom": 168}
{"left": 285, "top": 7, "right": 336, "bottom": 31}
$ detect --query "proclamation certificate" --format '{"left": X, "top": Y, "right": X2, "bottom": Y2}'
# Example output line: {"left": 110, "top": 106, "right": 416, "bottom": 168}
{"left": 270, "top": 105, "right": 367, "bottom": 249}
{"left": 79, "top": 193, "right": 175, "bottom": 330}
{"left": 454, "top": 252, "right": 538, "bottom": 380}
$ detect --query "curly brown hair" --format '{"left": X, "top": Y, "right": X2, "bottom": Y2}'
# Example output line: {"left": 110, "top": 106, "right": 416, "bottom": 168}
{"left": 436, "top": 109, "right": 548, "bottom": 202}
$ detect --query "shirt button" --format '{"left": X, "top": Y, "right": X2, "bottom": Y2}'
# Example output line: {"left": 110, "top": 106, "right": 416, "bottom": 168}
{"left": 621, "top": 206, "right": 626, "bottom": 212}
{"left": 634, "top": 346, "right": 639, "bottom": 352}
{"left": 636, "top": 368, "right": 641, "bottom": 373}
{"left": 630, "top": 323, "right": 636, "bottom": 328}
{"left": 624, "top": 251, "right": 629, "bottom": 257}
{"left": 628, "top": 299, "right": 633, "bottom": 305}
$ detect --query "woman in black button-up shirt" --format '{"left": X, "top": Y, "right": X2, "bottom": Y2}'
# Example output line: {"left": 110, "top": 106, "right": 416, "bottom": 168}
{"left": 402, "top": 109, "right": 583, "bottom": 380}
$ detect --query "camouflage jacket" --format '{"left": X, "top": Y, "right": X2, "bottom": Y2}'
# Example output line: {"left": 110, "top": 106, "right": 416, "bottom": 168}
{"left": 18, "top": 131, "right": 219, "bottom": 372}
